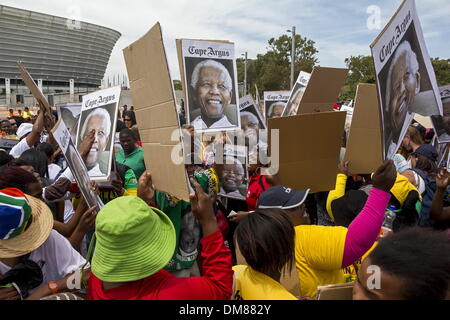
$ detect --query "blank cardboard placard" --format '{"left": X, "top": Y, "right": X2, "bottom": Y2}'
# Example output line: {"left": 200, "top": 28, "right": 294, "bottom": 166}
{"left": 123, "top": 22, "right": 189, "bottom": 201}
{"left": 413, "top": 114, "right": 433, "bottom": 129}
{"left": 297, "top": 66, "right": 349, "bottom": 114}
{"left": 268, "top": 111, "right": 346, "bottom": 193}
{"left": 344, "top": 84, "right": 383, "bottom": 174}
{"left": 317, "top": 283, "right": 354, "bottom": 300}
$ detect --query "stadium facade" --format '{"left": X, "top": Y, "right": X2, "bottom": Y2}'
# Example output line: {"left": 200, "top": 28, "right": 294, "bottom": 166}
{"left": 0, "top": 5, "right": 121, "bottom": 104}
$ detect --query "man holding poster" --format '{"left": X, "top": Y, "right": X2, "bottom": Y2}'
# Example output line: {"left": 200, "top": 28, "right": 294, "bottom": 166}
{"left": 371, "top": 0, "right": 442, "bottom": 159}
{"left": 283, "top": 71, "right": 311, "bottom": 116}
{"left": 179, "top": 40, "right": 240, "bottom": 132}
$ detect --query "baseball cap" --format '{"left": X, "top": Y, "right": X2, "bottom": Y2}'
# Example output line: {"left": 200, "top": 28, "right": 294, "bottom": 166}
{"left": 411, "top": 144, "right": 438, "bottom": 163}
{"left": 257, "top": 186, "right": 310, "bottom": 210}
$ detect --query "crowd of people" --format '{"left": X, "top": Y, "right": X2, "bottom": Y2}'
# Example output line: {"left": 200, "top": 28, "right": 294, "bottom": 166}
{"left": 0, "top": 102, "right": 449, "bottom": 301}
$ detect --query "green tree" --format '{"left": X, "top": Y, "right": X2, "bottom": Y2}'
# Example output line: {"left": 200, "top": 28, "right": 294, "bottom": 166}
{"left": 431, "top": 58, "right": 450, "bottom": 86}
{"left": 341, "top": 55, "right": 375, "bottom": 101}
{"left": 237, "top": 33, "right": 319, "bottom": 98}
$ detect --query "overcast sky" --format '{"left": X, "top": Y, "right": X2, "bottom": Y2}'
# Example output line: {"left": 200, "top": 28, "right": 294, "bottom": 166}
{"left": 2, "top": 0, "right": 449, "bottom": 83}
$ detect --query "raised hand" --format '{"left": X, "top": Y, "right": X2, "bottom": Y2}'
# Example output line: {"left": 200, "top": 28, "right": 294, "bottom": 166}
{"left": 137, "top": 171, "right": 155, "bottom": 205}
{"left": 338, "top": 161, "right": 350, "bottom": 176}
{"left": 372, "top": 160, "right": 397, "bottom": 193}
{"left": 436, "top": 169, "right": 450, "bottom": 190}
{"left": 189, "top": 178, "right": 215, "bottom": 223}
{"left": 78, "top": 129, "right": 95, "bottom": 159}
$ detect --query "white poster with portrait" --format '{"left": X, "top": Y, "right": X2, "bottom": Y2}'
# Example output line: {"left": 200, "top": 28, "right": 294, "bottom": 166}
{"left": 283, "top": 71, "right": 311, "bottom": 117}
{"left": 214, "top": 145, "right": 248, "bottom": 201}
{"left": 52, "top": 119, "right": 103, "bottom": 211}
{"left": 56, "top": 103, "right": 82, "bottom": 143}
{"left": 431, "top": 86, "right": 450, "bottom": 143}
{"left": 181, "top": 39, "right": 240, "bottom": 133}
{"left": 264, "top": 91, "right": 290, "bottom": 119}
{"left": 76, "top": 86, "right": 121, "bottom": 182}
{"left": 239, "top": 95, "right": 266, "bottom": 131}
{"left": 370, "top": 0, "right": 442, "bottom": 160}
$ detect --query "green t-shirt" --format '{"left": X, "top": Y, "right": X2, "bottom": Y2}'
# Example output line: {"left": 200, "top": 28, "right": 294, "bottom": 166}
{"left": 155, "top": 190, "right": 202, "bottom": 271}
{"left": 115, "top": 146, "right": 146, "bottom": 179}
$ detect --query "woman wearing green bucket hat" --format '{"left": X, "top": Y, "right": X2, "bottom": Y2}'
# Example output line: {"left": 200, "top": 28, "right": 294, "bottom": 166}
{"left": 88, "top": 171, "right": 233, "bottom": 300}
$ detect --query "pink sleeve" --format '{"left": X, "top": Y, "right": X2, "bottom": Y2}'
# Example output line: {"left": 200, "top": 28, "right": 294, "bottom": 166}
{"left": 341, "top": 188, "right": 391, "bottom": 268}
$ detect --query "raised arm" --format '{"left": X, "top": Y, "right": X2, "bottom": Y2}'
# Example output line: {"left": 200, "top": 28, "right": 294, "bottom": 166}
{"left": 25, "top": 110, "right": 45, "bottom": 147}
{"left": 341, "top": 160, "right": 396, "bottom": 268}
{"left": 326, "top": 161, "right": 349, "bottom": 221}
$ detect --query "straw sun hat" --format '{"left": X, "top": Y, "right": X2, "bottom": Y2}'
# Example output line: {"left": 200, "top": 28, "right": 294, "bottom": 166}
{"left": 0, "top": 188, "right": 53, "bottom": 258}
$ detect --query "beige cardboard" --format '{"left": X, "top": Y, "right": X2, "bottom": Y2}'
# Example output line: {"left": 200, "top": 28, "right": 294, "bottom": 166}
{"left": 17, "top": 61, "right": 53, "bottom": 121}
{"left": 413, "top": 114, "right": 433, "bottom": 129}
{"left": 268, "top": 111, "right": 346, "bottom": 193}
{"left": 316, "top": 283, "right": 354, "bottom": 300}
{"left": 344, "top": 84, "right": 383, "bottom": 174}
{"left": 123, "top": 23, "right": 190, "bottom": 201}
{"left": 297, "top": 66, "right": 349, "bottom": 114}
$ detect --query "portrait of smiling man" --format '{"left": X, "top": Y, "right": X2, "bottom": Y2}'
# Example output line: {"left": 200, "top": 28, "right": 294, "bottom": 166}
{"left": 78, "top": 107, "right": 112, "bottom": 177}
{"left": 383, "top": 40, "right": 421, "bottom": 158}
{"left": 189, "top": 59, "right": 238, "bottom": 131}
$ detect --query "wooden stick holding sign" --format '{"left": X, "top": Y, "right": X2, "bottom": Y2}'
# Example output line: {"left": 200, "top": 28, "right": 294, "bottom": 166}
{"left": 17, "top": 61, "right": 55, "bottom": 131}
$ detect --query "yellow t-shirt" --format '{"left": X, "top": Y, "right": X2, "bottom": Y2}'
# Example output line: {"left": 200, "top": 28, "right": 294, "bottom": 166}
{"left": 295, "top": 225, "right": 348, "bottom": 299}
{"left": 342, "top": 242, "right": 378, "bottom": 283}
{"left": 232, "top": 265, "right": 298, "bottom": 300}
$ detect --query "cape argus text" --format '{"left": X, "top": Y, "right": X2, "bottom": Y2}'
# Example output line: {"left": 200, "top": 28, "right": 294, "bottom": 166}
{"left": 188, "top": 46, "right": 230, "bottom": 58}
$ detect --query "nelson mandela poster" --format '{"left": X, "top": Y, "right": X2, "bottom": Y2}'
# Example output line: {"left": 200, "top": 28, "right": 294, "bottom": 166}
{"left": 179, "top": 39, "right": 240, "bottom": 133}
{"left": 370, "top": 0, "right": 442, "bottom": 160}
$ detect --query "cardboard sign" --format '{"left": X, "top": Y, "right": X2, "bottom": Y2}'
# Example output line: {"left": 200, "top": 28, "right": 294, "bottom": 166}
{"left": 413, "top": 114, "right": 433, "bottom": 129}
{"left": 52, "top": 119, "right": 103, "bottom": 211}
{"left": 176, "top": 39, "right": 240, "bottom": 133}
{"left": 370, "top": 0, "right": 442, "bottom": 159}
{"left": 296, "top": 66, "right": 348, "bottom": 115}
{"left": 239, "top": 95, "right": 266, "bottom": 130}
{"left": 268, "top": 111, "right": 346, "bottom": 192}
{"left": 264, "top": 91, "right": 290, "bottom": 119}
{"left": 316, "top": 283, "right": 354, "bottom": 300}
{"left": 75, "top": 86, "right": 120, "bottom": 182}
{"left": 17, "top": 61, "right": 52, "bottom": 115}
{"left": 124, "top": 23, "right": 190, "bottom": 201}
{"left": 431, "top": 86, "right": 450, "bottom": 143}
{"left": 283, "top": 71, "right": 311, "bottom": 116}
{"left": 344, "top": 84, "right": 383, "bottom": 174}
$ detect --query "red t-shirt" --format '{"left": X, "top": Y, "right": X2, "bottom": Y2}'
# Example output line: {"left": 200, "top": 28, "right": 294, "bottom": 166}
{"left": 246, "top": 174, "right": 270, "bottom": 211}
{"left": 88, "top": 230, "right": 233, "bottom": 300}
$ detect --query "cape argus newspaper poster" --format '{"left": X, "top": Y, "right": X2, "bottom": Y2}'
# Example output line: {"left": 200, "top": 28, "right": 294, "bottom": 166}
{"left": 431, "top": 86, "right": 450, "bottom": 143}
{"left": 370, "top": 0, "right": 442, "bottom": 160}
{"left": 283, "top": 71, "right": 311, "bottom": 116}
{"left": 264, "top": 91, "right": 290, "bottom": 119}
{"left": 181, "top": 40, "right": 240, "bottom": 133}
{"left": 239, "top": 95, "right": 266, "bottom": 131}
{"left": 56, "top": 103, "right": 82, "bottom": 143}
{"left": 215, "top": 145, "right": 248, "bottom": 201}
{"left": 52, "top": 119, "right": 103, "bottom": 211}
{"left": 75, "top": 86, "right": 121, "bottom": 182}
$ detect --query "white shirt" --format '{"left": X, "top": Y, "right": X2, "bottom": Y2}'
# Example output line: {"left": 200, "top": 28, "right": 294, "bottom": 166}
{"left": 0, "top": 230, "right": 86, "bottom": 292}
{"left": 9, "top": 138, "right": 31, "bottom": 158}
{"left": 48, "top": 164, "right": 62, "bottom": 181}
{"left": 191, "top": 115, "right": 234, "bottom": 131}
{"left": 88, "top": 163, "right": 103, "bottom": 177}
